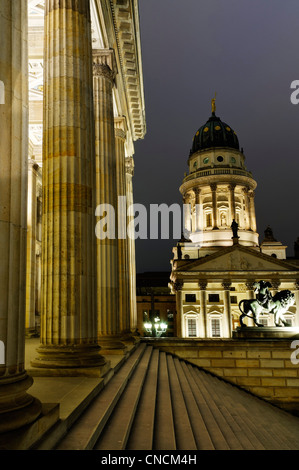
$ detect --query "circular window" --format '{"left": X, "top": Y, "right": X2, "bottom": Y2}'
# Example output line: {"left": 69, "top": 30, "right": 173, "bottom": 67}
{"left": 215, "top": 126, "right": 221, "bottom": 131}
{"left": 217, "top": 156, "right": 224, "bottom": 162}
{"left": 203, "top": 157, "right": 209, "bottom": 164}
{"left": 231, "top": 157, "right": 236, "bottom": 163}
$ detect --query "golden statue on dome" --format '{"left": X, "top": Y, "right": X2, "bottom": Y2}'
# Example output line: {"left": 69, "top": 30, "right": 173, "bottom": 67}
{"left": 212, "top": 92, "right": 217, "bottom": 114}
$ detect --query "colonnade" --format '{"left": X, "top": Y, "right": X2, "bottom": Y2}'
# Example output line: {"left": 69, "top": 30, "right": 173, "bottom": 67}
{"left": 183, "top": 183, "right": 257, "bottom": 233}
{"left": 0, "top": 0, "right": 137, "bottom": 434}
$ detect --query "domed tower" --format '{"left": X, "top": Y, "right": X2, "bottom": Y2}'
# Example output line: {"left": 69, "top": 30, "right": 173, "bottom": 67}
{"left": 180, "top": 99, "right": 259, "bottom": 254}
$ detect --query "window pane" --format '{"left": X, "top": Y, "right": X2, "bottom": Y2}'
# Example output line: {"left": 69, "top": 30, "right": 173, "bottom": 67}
{"left": 211, "top": 319, "right": 220, "bottom": 337}
{"left": 188, "top": 319, "right": 197, "bottom": 337}
{"left": 185, "top": 294, "right": 196, "bottom": 302}
{"left": 209, "top": 294, "right": 220, "bottom": 302}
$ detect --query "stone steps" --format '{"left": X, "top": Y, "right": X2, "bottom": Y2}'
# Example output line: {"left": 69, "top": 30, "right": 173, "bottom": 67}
{"left": 51, "top": 343, "right": 299, "bottom": 450}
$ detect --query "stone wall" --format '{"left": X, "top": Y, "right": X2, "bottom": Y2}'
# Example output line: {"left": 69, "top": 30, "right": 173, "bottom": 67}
{"left": 146, "top": 338, "right": 299, "bottom": 415}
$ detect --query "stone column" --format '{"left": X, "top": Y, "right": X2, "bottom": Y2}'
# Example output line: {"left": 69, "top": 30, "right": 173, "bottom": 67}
{"left": 31, "top": 0, "right": 107, "bottom": 375}
{"left": 228, "top": 184, "right": 236, "bottom": 225}
{"left": 248, "top": 190, "right": 257, "bottom": 232}
{"left": 222, "top": 281, "right": 232, "bottom": 337}
{"left": 242, "top": 187, "right": 251, "bottom": 230}
{"left": 245, "top": 281, "right": 256, "bottom": 326}
{"left": 93, "top": 49, "right": 126, "bottom": 353}
{"left": 194, "top": 188, "right": 201, "bottom": 232}
{"left": 198, "top": 281, "right": 208, "bottom": 338}
{"left": 183, "top": 192, "right": 192, "bottom": 235}
{"left": 114, "top": 117, "right": 131, "bottom": 339}
{"left": 25, "top": 161, "right": 39, "bottom": 336}
{"left": 0, "top": 1, "right": 42, "bottom": 433}
{"left": 126, "top": 157, "right": 138, "bottom": 334}
{"left": 210, "top": 183, "right": 218, "bottom": 229}
{"left": 174, "top": 281, "right": 183, "bottom": 337}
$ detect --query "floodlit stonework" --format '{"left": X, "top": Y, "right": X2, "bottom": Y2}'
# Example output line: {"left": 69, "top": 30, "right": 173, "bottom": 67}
{"left": 170, "top": 101, "right": 299, "bottom": 339}
{"left": 0, "top": 0, "right": 146, "bottom": 439}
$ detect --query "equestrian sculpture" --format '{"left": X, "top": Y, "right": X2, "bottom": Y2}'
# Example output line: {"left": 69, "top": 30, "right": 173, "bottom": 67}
{"left": 238, "top": 280, "right": 295, "bottom": 327}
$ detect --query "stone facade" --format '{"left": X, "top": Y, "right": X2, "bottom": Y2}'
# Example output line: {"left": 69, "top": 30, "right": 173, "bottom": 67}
{"left": 0, "top": 0, "right": 146, "bottom": 435}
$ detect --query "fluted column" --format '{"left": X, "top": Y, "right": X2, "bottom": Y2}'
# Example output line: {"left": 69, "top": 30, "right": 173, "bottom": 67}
{"left": 174, "top": 281, "right": 183, "bottom": 337}
{"left": 25, "top": 161, "right": 39, "bottom": 336}
{"left": 222, "top": 281, "right": 232, "bottom": 337}
{"left": 126, "top": 157, "right": 138, "bottom": 334}
{"left": 248, "top": 190, "right": 257, "bottom": 232}
{"left": 114, "top": 117, "right": 131, "bottom": 339}
{"left": 228, "top": 184, "right": 236, "bottom": 225}
{"left": 194, "top": 188, "right": 201, "bottom": 232}
{"left": 210, "top": 183, "right": 218, "bottom": 229}
{"left": 31, "top": 0, "right": 107, "bottom": 374}
{"left": 245, "top": 281, "right": 256, "bottom": 326}
{"left": 93, "top": 50, "right": 126, "bottom": 353}
{"left": 0, "top": 1, "right": 42, "bottom": 433}
{"left": 198, "top": 281, "right": 208, "bottom": 338}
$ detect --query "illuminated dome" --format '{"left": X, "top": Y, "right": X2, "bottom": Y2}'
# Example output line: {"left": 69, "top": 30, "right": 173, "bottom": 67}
{"left": 190, "top": 100, "right": 239, "bottom": 154}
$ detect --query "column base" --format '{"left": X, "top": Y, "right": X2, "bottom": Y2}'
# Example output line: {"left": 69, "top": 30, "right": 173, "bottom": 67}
{"left": 0, "top": 372, "right": 42, "bottom": 434}
{"left": 121, "top": 329, "right": 141, "bottom": 345}
{"left": 98, "top": 336, "right": 128, "bottom": 355}
{"left": 30, "top": 344, "right": 110, "bottom": 377}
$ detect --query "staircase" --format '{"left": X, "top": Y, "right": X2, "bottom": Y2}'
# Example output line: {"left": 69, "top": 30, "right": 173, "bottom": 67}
{"left": 40, "top": 343, "right": 299, "bottom": 450}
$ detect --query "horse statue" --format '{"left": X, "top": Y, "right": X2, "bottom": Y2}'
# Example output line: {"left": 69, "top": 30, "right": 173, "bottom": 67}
{"left": 238, "top": 281, "right": 295, "bottom": 327}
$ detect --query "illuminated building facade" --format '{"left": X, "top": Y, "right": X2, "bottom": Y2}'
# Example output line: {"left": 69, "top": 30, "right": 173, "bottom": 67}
{"left": 170, "top": 101, "right": 299, "bottom": 338}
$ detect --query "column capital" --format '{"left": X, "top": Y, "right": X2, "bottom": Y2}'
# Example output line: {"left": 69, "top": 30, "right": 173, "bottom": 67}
{"left": 245, "top": 281, "right": 256, "bottom": 291}
{"left": 210, "top": 183, "right": 217, "bottom": 192}
{"left": 93, "top": 49, "right": 117, "bottom": 82}
{"left": 125, "top": 156, "right": 134, "bottom": 176}
{"left": 294, "top": 280, "right": 299, "bottom": 290}
{"left": 173, "top": 280, "right": 184, "bottom": 292}
{"left": 271, "top": 279, "right": 281, "bottom": 290}
{"left": 222, "top": 281, "right": 232, "bottom": 290}
{"left": 228, "top": 184, "right": 236, "bottom": 191}
{"left": 198, "top": 280, "right": 208, "bottom": 290}
{"left": 114, "top": 116, "right": 127, "bottom": 141}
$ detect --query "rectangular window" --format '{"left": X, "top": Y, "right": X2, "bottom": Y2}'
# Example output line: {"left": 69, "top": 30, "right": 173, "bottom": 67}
{"left": 230, "top": 296, "right": 238, "bottom": 304}
{"left": 208, "top": 294, "right": 220, "bottom": 303}
{"left": 185, "top": 294, "right": 196, "bottom": 302}
{"left": 188, "top": 319, "right": 197, "bottom": 337}
{"left": 211, "top": 319, "right": 221, "bottom": 337}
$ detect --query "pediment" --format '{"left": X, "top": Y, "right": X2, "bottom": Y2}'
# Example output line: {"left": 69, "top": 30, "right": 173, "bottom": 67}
{"left": 177, "top": 245, "right": 299, "bottom": 273}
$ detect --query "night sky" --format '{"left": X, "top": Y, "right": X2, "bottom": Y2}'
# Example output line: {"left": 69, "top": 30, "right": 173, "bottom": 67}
{"left": 133, "top": 0, "right": 299, "bottom": 274}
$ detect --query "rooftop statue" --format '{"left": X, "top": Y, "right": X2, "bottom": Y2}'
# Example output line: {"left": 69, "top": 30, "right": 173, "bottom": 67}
{"left": 238, "top": 280, "right": 295, "bottom": 327}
